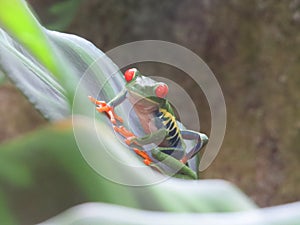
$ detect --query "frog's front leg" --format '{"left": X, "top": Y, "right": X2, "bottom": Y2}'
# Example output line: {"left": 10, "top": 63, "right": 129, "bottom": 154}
{"left": 121, "top": 128, "right": 166, "bottom": 166}
{"left": 180, "top": 130, "right": 208, "bottom": 164}
{"left": 124, "top": 128, "right": 168, "bottom": 146}
{"left": 89, "top": 89, "right": 127, "bottom": 124}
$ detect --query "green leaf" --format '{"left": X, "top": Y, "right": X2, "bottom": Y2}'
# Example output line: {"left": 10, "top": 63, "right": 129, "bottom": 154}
{"left": 0, "top": 118, "right": 256, "bottom": 217}
{"left": 38, "top": 202, "right": 300, "bottom": 225}
{"left": 0, "top": 189, "right": 17, "bottom": 225}
{"left": 0, "top": 0, "right": 122, "bottom": 120}
{"left": 0, "top": 0, "right": 61, "bottom": 78}
{"left": 0, "top": 154, "right": 33, "bottom": 188}
{"left": 0, "top": 0, "right": 86, "bottom": 107}
{"left": 0, "top": 29, "right": 69, "bottom": 119}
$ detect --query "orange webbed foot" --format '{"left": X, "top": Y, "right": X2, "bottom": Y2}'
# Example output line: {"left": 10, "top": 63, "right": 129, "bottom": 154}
{"left": 89, "top": 96, "right": 123, "bottom": 124}
{"left": 114, "top": 126, "right": 139, "bottom": 145}
{"left": 133, "top": 148, "right": 152, "bottom": 166}
{"left": 88, "top": 96, "right": 105, "bottom": 106}
{"left": 114, "top": 126, "right": 135, "bottom": 138}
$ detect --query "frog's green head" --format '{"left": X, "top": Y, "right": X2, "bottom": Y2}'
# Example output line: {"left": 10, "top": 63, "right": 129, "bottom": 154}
{"left": 124, "top": 68, "right": 169, "bottom": 100}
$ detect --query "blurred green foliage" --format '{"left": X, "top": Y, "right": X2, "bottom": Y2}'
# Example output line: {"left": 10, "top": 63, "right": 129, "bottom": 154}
{"left": 0, "top": 0, "right": 63, "bottom": 81}
{"left": 27, "top": 0, "right": 81, "bottom": 31}
{"left": 0, "top": 70, "right": 6, "bottom": 84}
{"left": 1, "top": 0, "right": 300, "bottom": 224}
{"left": 0, "top": 118, "right": 259, "bottom": 224}
{"left": 47, "top": 0, "right": 81, "bottom": 31}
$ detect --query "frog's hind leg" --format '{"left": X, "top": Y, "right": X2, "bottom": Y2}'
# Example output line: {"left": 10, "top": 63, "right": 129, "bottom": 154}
{"left": 151, "top": 148, "right": 197, "bottom": 179}
{"left": 180, "top": 130, "right": 208, "bottom": 164}
{"left": 133, "top": 148, "right": 176, "bottom": 176}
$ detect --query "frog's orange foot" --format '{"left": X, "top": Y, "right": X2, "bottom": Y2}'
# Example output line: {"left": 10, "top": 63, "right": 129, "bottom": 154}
{"left": 133, "top": 148, "right": 152, "bottom": 166}
{"left": 125, "top": 135, "right": 142, "bottom": 146}
{"left": 88, "top": 96, "right": 123, "bottom": 124}
{"left": 113, "top": 126, "right": 137, "bottom": 145}
{"left": 100, "top": 106, "right": 123, "bottom": 124}
{"left": 88, "top": 96, "right": 103, "bottom": 105}
{"left": 114, "top": 126, "right": 135, "bottom": 138}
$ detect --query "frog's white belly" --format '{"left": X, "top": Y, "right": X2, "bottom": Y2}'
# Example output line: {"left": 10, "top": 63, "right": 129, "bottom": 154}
{"left": 127, "top": 95, "right": 159, "bottom": 134}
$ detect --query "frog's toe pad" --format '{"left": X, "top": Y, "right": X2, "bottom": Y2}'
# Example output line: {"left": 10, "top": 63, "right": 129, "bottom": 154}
{"left": 88, "top": 96, "right": 107, "bottom": 106}
{"left": 125, "top": 136, "right": 138, "bottom": 145}
{"left": 114, "top": 126, "right": 135, "bottom": 138}
{"left": 133, "top": 148, "right": 152, "bottom": 165}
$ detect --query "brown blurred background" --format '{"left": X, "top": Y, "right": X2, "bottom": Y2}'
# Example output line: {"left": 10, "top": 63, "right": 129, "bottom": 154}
{"left": 1, "top": 0, "right": 299, "bottom": 207}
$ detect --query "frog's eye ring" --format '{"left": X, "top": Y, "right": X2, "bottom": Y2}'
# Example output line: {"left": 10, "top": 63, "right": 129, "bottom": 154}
{"left": 124, "top": 68, "right": 137, "bottom": 82}
{"left": 155, "top": 84, "right": 168, "bottom": 98}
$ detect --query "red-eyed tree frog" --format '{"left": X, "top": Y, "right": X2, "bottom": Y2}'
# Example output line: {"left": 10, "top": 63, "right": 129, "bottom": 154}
{"left": 89, "top": 68, "right": 208, "bottom": 179}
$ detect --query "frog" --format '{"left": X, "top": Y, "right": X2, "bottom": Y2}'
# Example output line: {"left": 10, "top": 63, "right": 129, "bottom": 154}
{"left": 89, "top": 68, "right": 208, "bottom": 179}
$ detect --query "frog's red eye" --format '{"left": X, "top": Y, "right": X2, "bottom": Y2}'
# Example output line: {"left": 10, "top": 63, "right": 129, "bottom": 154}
{"left": 124, "top": 68, "right": 137, "bottom": 82}
{"left": 155, "top": 84, "right": 168, "bottom": 98}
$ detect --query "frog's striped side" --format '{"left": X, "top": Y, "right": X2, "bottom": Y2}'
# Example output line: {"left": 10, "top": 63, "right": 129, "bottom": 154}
{"left": 157, "top": 108, "right": 183, "bottom": 148}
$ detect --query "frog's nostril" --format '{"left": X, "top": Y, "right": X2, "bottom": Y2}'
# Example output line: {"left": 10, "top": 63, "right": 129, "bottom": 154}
{"left": 155, "top": 84, "right": 168, "bottom": 98}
